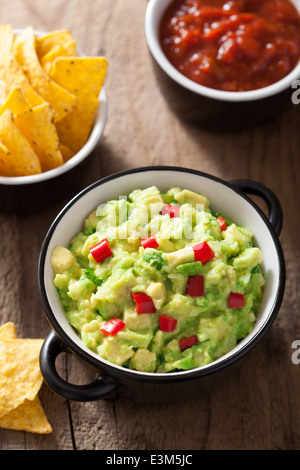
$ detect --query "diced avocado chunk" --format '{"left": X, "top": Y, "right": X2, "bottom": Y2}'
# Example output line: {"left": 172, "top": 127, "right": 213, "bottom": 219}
{"left": 129, "top": 186, "right": 164, "bottom": 208}
{"left": 97, "top": 336, "right": 134, "bottom": 366}
{"left": 167, "top": 187, "right": 210, "bottom": 209}
{"left": 164, "top": 246, "right": 194, "bottom": 270}
{"left": 123, "top": 307, "right": 155, "bottom": 331}
{"left": 146, "top": 282, "right": 166, "bottom": 310}
{"left": 232, "top": 247, "right": 263, "bottom": 271}
{"left": 129, "top": 348, "right": 156, "bottom": 372}
{"left": 50, "top": 246, "right": 77, "bottom": 274}
{"left": 118, "top": 329, "right": 153, "bottom": 349}
{"left": 91, "top": 268, "right": 138, "bottom": 319}
{"left": 176, "top": 261, "right": 203, "bottom": 276}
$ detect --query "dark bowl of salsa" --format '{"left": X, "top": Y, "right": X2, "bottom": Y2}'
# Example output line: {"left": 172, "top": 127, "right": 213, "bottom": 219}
{"left": 145, "top": 0, "right": 300, "bottom": 131}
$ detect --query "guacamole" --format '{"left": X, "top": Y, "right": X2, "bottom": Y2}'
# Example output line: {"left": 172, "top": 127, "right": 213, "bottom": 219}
{"left": 50, "top": 186, "right": 265, "bottom": 373}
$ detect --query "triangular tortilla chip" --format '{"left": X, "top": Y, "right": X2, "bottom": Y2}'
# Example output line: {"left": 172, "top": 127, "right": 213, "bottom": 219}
{"left": 13, "top": 26, "right": 77, "bottom": 122}
{"left": 0, "top": 80, "right": 7, "bottom": 105}
{"left": 50, "top": 56, "right": 108, "bottom": 152}
{"left": 0, "top": 322, "right": 17, "bottom": 340}
{"left": 35, "top": 29, "right": 76, "bottom": 59}
{"left": 0, "top": 25, "right": 44, "bottom": 108}
{"left": 0, "top": 322, "right": 52, "bottom": 434}
{"left": 0, "top": 396, "right": 52, "bottom": 434}
{"left": 0, "top": 337, "right": 44, "bottom": 417}
{"left": 0, "top": 109, "right": 41, "bottom": 176}
{"left": 14, "top": 102, "right": 63, "bottom": 171}
{"left": 59, "top": 142, "right": 75, "bottom": 162}
{"left": 40, "top": 43, "right": 76, "bottom": 74}
{"left": 0, "top": 86, "right": 30, "bottom": 115}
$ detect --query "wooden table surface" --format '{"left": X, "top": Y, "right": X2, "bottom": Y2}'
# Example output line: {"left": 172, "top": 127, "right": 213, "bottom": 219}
{"left": 0, "top": 0, "right": 300, "bottom": 452}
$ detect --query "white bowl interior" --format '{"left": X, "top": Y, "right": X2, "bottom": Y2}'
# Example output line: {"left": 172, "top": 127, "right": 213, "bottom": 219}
{"left": 145, "top": 0, "right": 300, "bottom": 102}
{"left": 42, "top": 169, "right": 282, "bottom": 377}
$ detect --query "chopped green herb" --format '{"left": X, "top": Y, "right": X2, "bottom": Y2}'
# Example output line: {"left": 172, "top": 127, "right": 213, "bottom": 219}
{"left": 143, "top": 251, "right": 165, "bottom": 271}
{"left": 83, "top": 268, "right": 104, "bottom": 286}
{"left": 251, "top": 264, "right": 264, "bottom": 274}
{"left": 210, "top": 207, "right": 232, "bottom": 226}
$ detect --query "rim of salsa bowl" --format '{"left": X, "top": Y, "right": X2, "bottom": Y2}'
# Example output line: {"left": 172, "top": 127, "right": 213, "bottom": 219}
{"left": 145, "top": 0, "right": 300, "bottom": 103}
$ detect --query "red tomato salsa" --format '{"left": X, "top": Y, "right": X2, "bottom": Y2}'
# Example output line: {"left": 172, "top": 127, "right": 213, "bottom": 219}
{"left": 159, "top": 0, "right": 300, "bottom": 91}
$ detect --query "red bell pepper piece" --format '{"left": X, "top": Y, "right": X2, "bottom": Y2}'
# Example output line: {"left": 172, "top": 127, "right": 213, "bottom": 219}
{"left": 132, "top": 292, "right": 156, "bottom": 313}
{"left": 100, "top": 318, "right": 125, "bottom": 336}
{"left": 185, "top": 275, "right": 205, "bottom": 297}
{"left": 216, "top": 216, "right": 227, "bottom": 231}
{"left": 228, "top": 292, "right": 245, "bottom": 308}
{"left": 179, "top": 335, "right": 198, "bottom": 352}
{"left": 192, "top": 241, "right": 215, "bottom": 264}
{"left": 159, "top": 315, "right": 177, "bottom": 332}
{"left": 160, "top": 204, "right": 180, "bottom": 218}
{"left": 90, "top": 238, "right": 113, "bottom": 263}
{"left": 141, "top": 234, "right": 159, "bottom": 249}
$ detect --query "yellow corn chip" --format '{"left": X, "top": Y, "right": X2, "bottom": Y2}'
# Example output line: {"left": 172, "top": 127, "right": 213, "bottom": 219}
{"left": 0, "top": 322, "right": 17, "bottom": 340}
{"left": 14, "top": 102, "right": 63, "bottom": 171}
{"left": 0, "top": 396, "right": 52, "bottom": 434}
{"left": 0, "top": 139, "right": 8, "bottom": 155}
{"left": 0, "top": 25, "right": 44, "bottom": 108}
{"left": 0, "top": 322, "right": 52, "bottom": 434}
{"left": 0, "top": 109, "right": 42, "bottom": 176}
{"left": 0, "top": 24, "right": 14, "bottom": 53}
{"left": 0, "top": 80, "right": 6, "bottom": 104}
{"left": 59, "top": 142, "right": 75, "bottom": 162}
{"left": 0, "top": 337, "right": 44, "bottom": 418}
{"left": 0, "top": 86, "right": 30, "bottom": 115}
{"left": 13, "top": 27, "right": 77, "bottom": 122}
{"left": 40, "top": 43, "right": 75, "bottom": 74}
{"left": 50, "top": 56, "right": 108, "bottom": 152}
{"left": 35, "top": 29, "right": 76, "bottom": 59}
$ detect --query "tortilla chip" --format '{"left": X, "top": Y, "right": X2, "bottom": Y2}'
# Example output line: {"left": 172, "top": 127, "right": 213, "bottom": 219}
{"left": 50, "top": 56, "right": 108, "bottom": 152}
{"left": 0, "top": 81, "right": 7, "bottom": 104}
{"left": 0, "top": 322, "right": 52, "bottom": 434}
{"left": 0, "top": 337, "right": 44, "bottom": 418}
{"left": 0, "top": 86, "right": 30, "bottom": 115}
{"left": 0, "top": 25, "right": 44, "bottom": 108}
{"left": 0, "top": 322, "right": 17, "bottom": 340}
{"left": 40, "top": 43, "right": 76, "bottom": 74}
{"left": 35, "top": 29, "right": 76, "bottom": 59}
{"left": 0, "top": 109, "right": 42, "bottom": 176}
{"left": 0, "top": 139, "right": 9, "bottom": 154}
{"left": 0, "top": 24, "right": 14, "bottom": 53}
{"left": 0, "top": 396, "right": 52, "bottom": 434}
{"left": 59, "top": 142, "right": 75, "bottom": 162}
{"left": 13, "top": 27, "right": 77, "bottom": 122}
{"left": 14, "top": 102, "right": 63, "bottom": 171}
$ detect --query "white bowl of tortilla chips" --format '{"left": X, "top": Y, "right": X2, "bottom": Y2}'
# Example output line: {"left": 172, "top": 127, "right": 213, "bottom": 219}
{"left": 0, "top": 25, "right": 108, "bottom": 212}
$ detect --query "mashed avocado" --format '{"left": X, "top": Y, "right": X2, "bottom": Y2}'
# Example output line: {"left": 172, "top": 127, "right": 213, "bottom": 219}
{"left": 51, "top": 186, "right": 265, "bottom": 373}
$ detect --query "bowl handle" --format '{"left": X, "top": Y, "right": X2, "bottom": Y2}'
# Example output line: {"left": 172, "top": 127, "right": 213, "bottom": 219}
{"left": 40, "top": 330, "right": 118, "bottom": 401}
{"left": 229, "top": 179, "right": 283, "bottom": 236}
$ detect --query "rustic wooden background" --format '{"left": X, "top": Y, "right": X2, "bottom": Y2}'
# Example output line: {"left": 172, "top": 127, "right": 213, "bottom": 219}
{"left": 0, "top": 0, "right": 300, "bottom": 451}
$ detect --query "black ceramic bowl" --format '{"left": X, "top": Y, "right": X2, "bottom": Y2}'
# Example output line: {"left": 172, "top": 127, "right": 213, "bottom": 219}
{"left": 145, "top": 0, "right": 300, "bottom": 131}
{"left": 0, "top": 29, "right": 108, "bottom": 214}
{"left": 38, "top": 166, "right": 285, "bottom": 404}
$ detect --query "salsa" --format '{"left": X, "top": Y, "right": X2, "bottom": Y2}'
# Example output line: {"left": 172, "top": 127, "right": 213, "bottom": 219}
{"left": 159, "top": 0, "right": 300, "bottom": 91}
